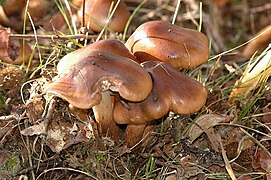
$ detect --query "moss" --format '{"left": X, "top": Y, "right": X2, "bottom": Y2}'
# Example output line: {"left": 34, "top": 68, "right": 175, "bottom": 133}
{"left": 0, "top": 154, "right": 21, "bottom": 178}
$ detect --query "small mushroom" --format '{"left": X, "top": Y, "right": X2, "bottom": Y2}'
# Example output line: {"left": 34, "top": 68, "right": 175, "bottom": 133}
{"left": 22, "top": 0, "right": 49, "bottom": 23}
{"left": 46, "top": 51, "right": 152, "bottom": 140}
{"left": 57, "top": 39, "right": 139, "bottom": 75}
{"left": 113, "top": 61, "right": 207, "bottom": 146}
{"left": 125, "top": 21, "right": 209, "bottom": 69}
{"left": 1, "top": 0, "right": 25, "bottom": 16}
{"left": 0, "top": 0, "right": 25, "bottom": 29}
{"left": 78, "top": 0, "right": 130, "bottom": 32}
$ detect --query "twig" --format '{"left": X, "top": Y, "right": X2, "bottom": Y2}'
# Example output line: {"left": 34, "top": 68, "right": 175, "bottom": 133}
{"left": 251, "top": 3, "right": 271, "bottom": 14}
{"left": 0, "top": 115, "right": 15, "bottom": 121}
{"left": 82, "top": 0, "right": 86, "bottom": 28}
{"left": 172, "top": 0, "right": 182, "bottom": 24}
{"left": 220, "top": 141, "right": 237, "bottom": 180}
{"left": 36, "top": 167, "right": 98, "bottom": 180}
{"left": 9, "top": 34, "right": 97, "bottom": 40}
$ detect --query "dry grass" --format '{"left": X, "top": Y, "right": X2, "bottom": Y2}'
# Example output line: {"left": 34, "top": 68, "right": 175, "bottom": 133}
{"left": 0, "top": 0, "right": 271, "bottom": 179}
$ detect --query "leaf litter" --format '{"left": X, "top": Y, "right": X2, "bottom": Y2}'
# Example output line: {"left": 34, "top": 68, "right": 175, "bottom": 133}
{"left": 0, "top": 0, "right": 271, "bottom": 179}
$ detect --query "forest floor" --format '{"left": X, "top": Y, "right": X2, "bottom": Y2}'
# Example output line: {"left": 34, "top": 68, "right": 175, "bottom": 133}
{"left": 0, "top": 0, "right": 271, "bottom": 179}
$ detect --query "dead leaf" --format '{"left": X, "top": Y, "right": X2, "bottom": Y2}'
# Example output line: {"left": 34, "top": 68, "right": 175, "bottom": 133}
{"left": 252, "top": 148, "right": 271, "bottom": 172}
{"left": 0, "top": 121, "right": 15, "bottom": 147}
{"left": 220, "top": 141, "right": 237, "bottom": 180}
{"left": 222, "top": 128, "right": 254, "bottom": 161}
{"left": 177, "top": 155, "right": 205, "bottom": 179}
{"left": 26, "top": 98, "right": 44, "bottom": 123}
{"left": 0, "top": 26, "right": 32, "bottom": 65}
{"left": 165, "top": 174, "right": 177, "bottom": 180}
{"left": 237, "top": 174, "right": 252, "bottom": 180}
{"left": 20, "top": 120, "right": 47, "bottom": 136}
{"left": 187, "top": 113, "right": 229, "bottom": 152}
{"left": 45, "top": 120, "right": 89, "bottom": 153}
{"left": 262, "top": 107, "right": 271, "bottom": 124}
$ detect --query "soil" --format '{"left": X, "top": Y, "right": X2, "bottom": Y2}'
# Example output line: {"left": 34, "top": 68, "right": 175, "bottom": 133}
{"left": 0, "top": 0, "right": 271, "bottom": 179}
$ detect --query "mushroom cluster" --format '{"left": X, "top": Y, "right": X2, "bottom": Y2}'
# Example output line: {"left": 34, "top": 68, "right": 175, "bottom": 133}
{"left": 45, "top": 21, "right": 209, "bottom": 148}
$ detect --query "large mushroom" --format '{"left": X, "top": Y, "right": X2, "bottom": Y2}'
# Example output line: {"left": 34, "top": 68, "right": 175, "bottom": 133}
{"left": 78, "top": 0, "right": 130, "bottom": 32}
{"left": 45, "top": 51, "right": 152, "bottom": 140}
{"left": 125, "top": 21, "right": 209, "bottom": 69}
{"left": 113, "top": 61, "right": 207, "bottom": 146}
{"left": 57, "top": 39, "right": 139, "bottom": 75}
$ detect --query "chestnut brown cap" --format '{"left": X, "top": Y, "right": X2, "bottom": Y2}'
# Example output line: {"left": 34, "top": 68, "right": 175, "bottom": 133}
{"left": 46, "top": 51, "right": 152, "bottom": 109}
{"left": 113, "top": 61, "right": 207, "bottom": 124}
{"left": 125, "top": 21, "right": 209, "bottom": 69}
{"left": 242, "top": 25, "right": 271, "bottom": 58}
{"left": 57, "top": 39, "right": 139, "bottom": 75}
{"left": 78, "top": 0, "right": 130, "bottom": 32}
{"left": 2, "top": 0, "right": 25, "bottom": 16}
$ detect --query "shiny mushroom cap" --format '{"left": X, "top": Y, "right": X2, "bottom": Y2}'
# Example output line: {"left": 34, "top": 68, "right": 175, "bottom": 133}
{"left": 242, "top": 25, "right": 271, "bottom": 58}
{"left": 113, "top": 61, "right": 208, "bottom": 124}
{"left": 125, "top": 21, "right": 209, "bottom": 69}
{"left": 46, "top": 51, "right": 152, "bottom": 109}
{"left": 57, "top": 39, "right": 139, "bottom": 75}
{"left": 78, "top": 0, "right": 130, "bottom": 32}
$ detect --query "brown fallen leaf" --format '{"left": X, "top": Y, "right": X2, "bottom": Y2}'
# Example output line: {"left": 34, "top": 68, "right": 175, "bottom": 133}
{"left": 220, "top": 141, "right": 237, "bottom": 180}
{"left": 20, "top": 120, "right": 47, "bottom": 136}
{"left": 25, "top": 98, "right": 44, "bottom": 124}
{"left": 0, "top": 26, "right": 32, "bottom": 65}
{"left": 187, "top": 113, "right": 229, "bottom": 152}
{"left": 222, "top": 128, "right": 254, "bottom": 162}
{"left": 21, "top": 117, "right": 90, "bottom": 153}
{"left": 45, "top": 120, "right": 89, "bottom": 153}
{"left": 262, "top": 107, "right": 271, "bottom": 124}
{"left": 177, "top": 155, "right": 205, "bottom": 179}
{"left": 0, "top": 120, "right": 16, "bottom": 147}
{"left": 252, "top": 148, "right": 271, "bottom": 174}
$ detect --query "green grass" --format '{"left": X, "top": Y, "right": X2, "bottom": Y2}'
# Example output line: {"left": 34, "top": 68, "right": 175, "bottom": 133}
{"left": 2, "top": 0, "right": 271, "bottom": 179}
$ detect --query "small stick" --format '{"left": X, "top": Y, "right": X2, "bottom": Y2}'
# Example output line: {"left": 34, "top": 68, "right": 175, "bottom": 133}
{"left": 9, "top": 34, "right": 97, "bottom": 41}
{"left": 0, "top": 115, "right": 15, "bottom": 121}
{"left": 82, "top": 0, "right": 86, "bottom": 28}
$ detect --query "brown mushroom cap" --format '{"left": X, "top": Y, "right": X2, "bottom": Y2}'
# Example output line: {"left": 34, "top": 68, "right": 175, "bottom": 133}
{"left": 113, "top": 61, "right": 207, "bottom": 124}
{"left": 242, "top": 25, "right": 271, "bottom": 58}
{"left": 46, "top": 51, "right": 152, "bottom": 109}
{"left": 2, "top": 0, "right": 25, "bottom": 16}
{"left": 57, "top": 39, "right": 139, "bottom": 75}
{"left": 125, "top": 21, "right": 209, "bottom": 69}
{"left": 22, "top": 0, "right": 49, "bottom": 23}
{"left": 78, "top": 0, "right": 130, "bottom": 32}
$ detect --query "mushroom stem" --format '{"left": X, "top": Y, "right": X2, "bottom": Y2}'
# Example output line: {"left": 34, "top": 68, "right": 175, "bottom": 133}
{"left": 92, "top": 91, "right": 121, "bottom": 140}
{"left": 125, "top": 122, "right": 156, "bottom": 148}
